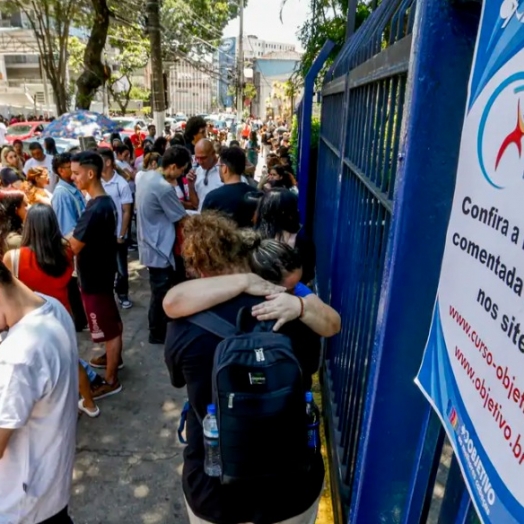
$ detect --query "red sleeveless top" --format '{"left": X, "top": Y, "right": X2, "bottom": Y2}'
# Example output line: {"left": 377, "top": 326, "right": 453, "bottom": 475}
{"left": 17, "top": 247, "right": 74, "bottom": 312}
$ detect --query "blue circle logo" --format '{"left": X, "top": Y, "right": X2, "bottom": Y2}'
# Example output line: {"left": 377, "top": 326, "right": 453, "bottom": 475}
{"left": 477, "top": 72, "right": 524, "bottom": 190}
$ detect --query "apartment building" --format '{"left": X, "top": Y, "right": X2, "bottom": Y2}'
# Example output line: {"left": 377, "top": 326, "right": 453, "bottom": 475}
{"left": 243, "top": 36, "right": 296, "bottom": 59}
{"left": 168, "top": 60, "right": 213, "bottom": 116}
{"left": 0, "top": 10, "right": 53, "bottom": 115}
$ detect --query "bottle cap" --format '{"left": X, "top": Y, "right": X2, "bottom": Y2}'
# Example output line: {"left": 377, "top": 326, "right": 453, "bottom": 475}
{"left": 305, "top": 391, "right": 313, "bottom": 402}
{"left": 207, "top": 404, "right": 216, "bottom": 415}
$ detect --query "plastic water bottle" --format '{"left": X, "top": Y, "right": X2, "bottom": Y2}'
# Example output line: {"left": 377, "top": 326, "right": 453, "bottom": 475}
{"left": 305, "top": 392, "right": 320, "bottom": 455}
{"left": 203, "top": 404, "right": 221, "bottom": 477}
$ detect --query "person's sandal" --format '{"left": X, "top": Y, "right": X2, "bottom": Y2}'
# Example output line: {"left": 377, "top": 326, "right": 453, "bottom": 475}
{"left": 78, "top": 398, "right": 101, "bottom": 418}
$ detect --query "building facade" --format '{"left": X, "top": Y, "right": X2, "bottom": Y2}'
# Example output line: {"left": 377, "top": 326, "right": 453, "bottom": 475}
{"left": 243, "top": 36, "right": 296, "bottom": 59}
{"left": 0, "top": 10, "right": 53, "bottom": 115}
{"left": 252, "top": 51, "right": 302, "bottom": 119}
{"left": 216, "top": 36, "right": 298, "bottom": 111}
{"left": 168, "top": 60, "right": 213, "bottom": 116}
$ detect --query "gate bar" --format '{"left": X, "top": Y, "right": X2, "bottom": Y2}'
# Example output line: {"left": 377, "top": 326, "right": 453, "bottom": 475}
{"left": 347, "top": 0, "right": 481, "bottom": 521}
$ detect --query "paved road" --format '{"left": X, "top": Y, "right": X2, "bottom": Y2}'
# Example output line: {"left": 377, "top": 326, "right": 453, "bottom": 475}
{"left": 70, "top": 259, "right": 189, "bottom": 524}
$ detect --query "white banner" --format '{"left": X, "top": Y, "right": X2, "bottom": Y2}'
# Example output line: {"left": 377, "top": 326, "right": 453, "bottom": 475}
{"left": 416, "top": 1, "right": 524, "bottom": 522}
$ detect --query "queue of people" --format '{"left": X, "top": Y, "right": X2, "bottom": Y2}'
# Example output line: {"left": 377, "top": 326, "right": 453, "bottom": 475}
{"left": 0, "top": 116, "right": 341, "bottom": 524}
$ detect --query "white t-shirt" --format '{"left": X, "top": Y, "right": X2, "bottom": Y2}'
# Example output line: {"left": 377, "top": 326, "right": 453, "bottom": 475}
{"left": 115, "top": 159, "right": 135, "bottom": 194}
{"left": 0, "top": 295, "right": 78, "bottom": 523}
{"left": 23, "top": 155, "right": 56, "bottom": 193}
{"left": 0, "top": 122, "right": 7, "bottom": 146}
{"left": 195, "top": 164, "right": 222, "bottom": 211}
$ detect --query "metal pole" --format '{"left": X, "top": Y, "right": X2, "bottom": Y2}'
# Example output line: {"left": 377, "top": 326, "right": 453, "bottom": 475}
{"left": 147, "top": 0, "right": 165, "bottom": 131}
{"left": 236, "top": 0, "right": 244, "bottom": 118}
{"left": 346, "top": 0, "right": 358, "bottom": 39}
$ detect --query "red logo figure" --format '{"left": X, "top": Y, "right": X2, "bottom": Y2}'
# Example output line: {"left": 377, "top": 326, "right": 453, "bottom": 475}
{"left": 495, "top": 100, "right": 524, "bottom": 170}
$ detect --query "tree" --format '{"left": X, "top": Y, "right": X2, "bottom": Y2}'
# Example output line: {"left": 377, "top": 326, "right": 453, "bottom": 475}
{"left": 106, "top": 25, "right": 149, "bottom": 114}
{"left": 75, "top": 0, "right": 111, "bottom": 109}
{"left": 283, "top": 0, "right": 373, "bottom": 83}
{"left": 161, "top": 0, "right": 241, "bottom": 65}
{"left": 2, "top": 0, "right": 81, "bottom": 114}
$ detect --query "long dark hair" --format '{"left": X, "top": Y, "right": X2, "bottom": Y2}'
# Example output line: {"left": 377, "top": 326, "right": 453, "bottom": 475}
{"left": 123, "top": 136, "right": 135, "bottom": 160}
{"left": 21, "top": 203, "right": 69, "bottom": 277}
{"left": 44, "top": 137, "right": 58, "bottom": 156}
{"left": 269, "top": 165, "right": 297, "bottom": 189}
{"left": 0, "top": 190, "right": 24, "bottom": 256}
{"left": 254, "top": 188, "right": 300, "bottom": 240}
{"left": 153, "top": 136, "right": 168, "bottom": 156}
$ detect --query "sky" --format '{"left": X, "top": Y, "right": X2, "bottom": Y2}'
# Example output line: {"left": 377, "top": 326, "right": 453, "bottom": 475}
{"left": 223, "top": 0, "right": 310, "bottom": 51}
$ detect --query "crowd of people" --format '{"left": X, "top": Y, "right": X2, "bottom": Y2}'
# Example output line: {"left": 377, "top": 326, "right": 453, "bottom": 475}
{"left": 0, "top": 114, "right": 341, "bottom": 524}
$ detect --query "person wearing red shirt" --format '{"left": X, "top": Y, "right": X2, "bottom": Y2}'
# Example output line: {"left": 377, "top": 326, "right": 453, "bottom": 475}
{"left": 130, "top": 124, "right": 146, "bottom": 158}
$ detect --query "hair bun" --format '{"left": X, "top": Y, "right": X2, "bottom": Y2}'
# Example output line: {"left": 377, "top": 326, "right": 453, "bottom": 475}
{"left": 238, "top": 229, "right": 262, "bottom": 251}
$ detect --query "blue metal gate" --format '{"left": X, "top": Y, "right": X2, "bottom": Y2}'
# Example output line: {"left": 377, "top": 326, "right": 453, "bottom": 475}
{"left": 306, "top": 0, "right": 486, "bottom": 522}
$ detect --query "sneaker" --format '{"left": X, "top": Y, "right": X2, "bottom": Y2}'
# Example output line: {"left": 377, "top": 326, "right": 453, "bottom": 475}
{"left": 89, "top": 353, "right": 124, "bottom": 370}
{"left": 91, "top": 380, "right": 122, "bottom": 400}
{"left": 118, "top": 296, "right": 133, "bottom": 309}
{"left": 78, "top": 398, "right": 100, "bottom": 418}
{"left": 148, "top": 336, "right": 165, "bottom": 345}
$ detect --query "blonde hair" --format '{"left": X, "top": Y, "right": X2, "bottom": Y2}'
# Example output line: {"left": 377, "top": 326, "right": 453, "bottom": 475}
{"left": 22, "top": 166, "right": 49, "bottom": 205}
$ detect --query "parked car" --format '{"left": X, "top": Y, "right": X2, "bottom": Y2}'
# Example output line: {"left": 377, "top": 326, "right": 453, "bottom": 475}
{"left": 111, "top": 117, "right": 148, "bottom": 137}
{"left": 22, "top": 137, "right": 110, "bottom": 156}
{"left": 6, "top": 121, "right": 49, "bottom": 144}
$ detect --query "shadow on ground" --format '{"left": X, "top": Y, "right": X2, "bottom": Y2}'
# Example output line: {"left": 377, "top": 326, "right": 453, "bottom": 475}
{"left": 70, "top": 260, "right": 189, "bottom": 524}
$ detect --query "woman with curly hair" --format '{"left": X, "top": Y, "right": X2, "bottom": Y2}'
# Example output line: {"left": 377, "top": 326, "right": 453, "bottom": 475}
{"left": 163, "top": 210, "right": 327, "bottom": 524}
{"left": 22, "top": 166, "right": 52, "bottom": 205}
{"left": 0, "top": 190, "right": 27, "bottom": 256}
{"left": 164, "top": 212, "right": 340, "bottom": 336}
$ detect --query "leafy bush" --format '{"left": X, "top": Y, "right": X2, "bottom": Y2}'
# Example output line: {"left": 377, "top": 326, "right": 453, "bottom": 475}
{"left": 290, "top": 114, "right": 321, "bottom": 177}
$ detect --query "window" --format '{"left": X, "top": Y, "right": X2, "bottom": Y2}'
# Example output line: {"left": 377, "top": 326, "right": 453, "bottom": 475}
{"left": 4, "top": 55, "right": 39, "bottom": 65}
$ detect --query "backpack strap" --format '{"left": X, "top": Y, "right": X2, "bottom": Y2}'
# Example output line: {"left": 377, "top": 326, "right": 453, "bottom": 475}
{"left": 186, "top": 311, "right": 237, "bottom": 339}
{"left": 10, "top": 248, "right": 20, "bottom": 279}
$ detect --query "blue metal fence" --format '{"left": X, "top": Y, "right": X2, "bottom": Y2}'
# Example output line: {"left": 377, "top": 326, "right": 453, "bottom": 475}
{"left": 301, "top": 0, "right": 485, "bottom": 522}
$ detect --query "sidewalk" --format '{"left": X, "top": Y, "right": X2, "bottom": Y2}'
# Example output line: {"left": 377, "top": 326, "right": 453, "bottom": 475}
{"left": 70, "top": 259, "right": 188, "bottom": 524}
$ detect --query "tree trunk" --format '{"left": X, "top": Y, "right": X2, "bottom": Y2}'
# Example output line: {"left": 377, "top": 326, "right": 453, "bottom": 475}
{"left": 50, "top": 77, "right": 68, "bottom": 115}
{"left": 76, "top": 0, "right": 111, "bottom": 110}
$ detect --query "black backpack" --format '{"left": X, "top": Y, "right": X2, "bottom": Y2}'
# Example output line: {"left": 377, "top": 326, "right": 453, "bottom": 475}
{"left": 187, "top": 308, "right": 309, "bottom": 484}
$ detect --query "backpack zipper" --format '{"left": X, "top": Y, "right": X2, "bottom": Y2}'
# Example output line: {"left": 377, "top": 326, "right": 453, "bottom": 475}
{"left": 228, "top": 393, "right": 235, "bottom": 408}
{"left": 255, "top": 348, "right": 265, "bottom": 362}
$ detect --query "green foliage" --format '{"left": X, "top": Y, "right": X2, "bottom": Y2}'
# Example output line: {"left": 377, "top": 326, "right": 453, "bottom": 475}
{"left": 289, "top": 114, "right": 321, "bottom": 174}
{"left": 129, "top": 85, "right": 151, "bottom": 102}
{"left": 68, "top": 36, "right": 86, "bottom": 76}
{"left": 292, "top": 0, "right": 373, "bottom": 85}
{"left": 106, "top": 23, "right": 149, "bottom": 113}
{"left": 161, "top": 0, "right": 241, "bottom": 61}
{"left": 243, "top": 83, "right": 257, "bottom": 101}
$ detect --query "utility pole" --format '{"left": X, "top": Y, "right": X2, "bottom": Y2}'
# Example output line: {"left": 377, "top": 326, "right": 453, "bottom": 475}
{"left": 236, "top": 0, "right": 244, "bottom": 119}
{"left": 147, "top": 0, "right": 166, "bottom": 132}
